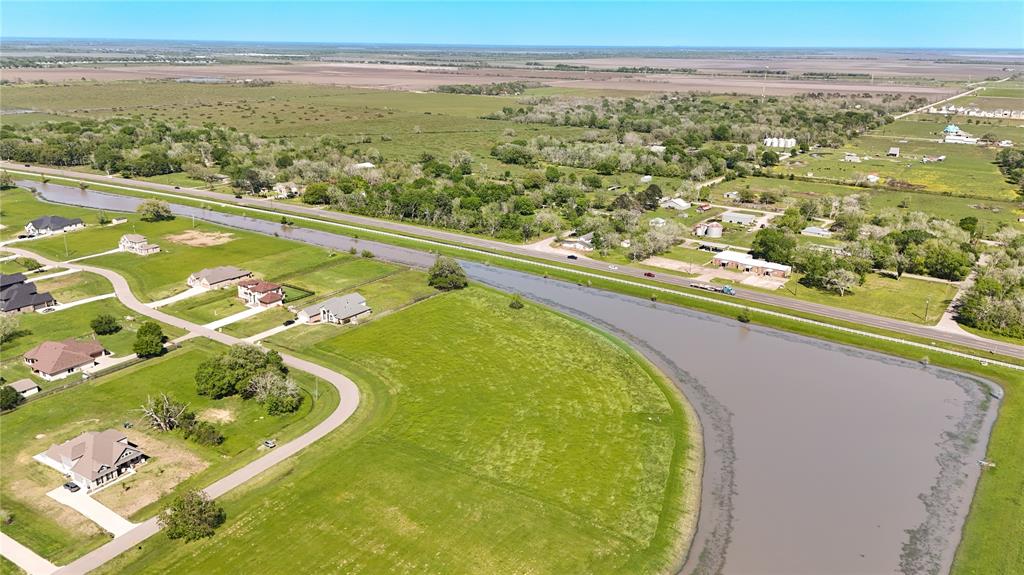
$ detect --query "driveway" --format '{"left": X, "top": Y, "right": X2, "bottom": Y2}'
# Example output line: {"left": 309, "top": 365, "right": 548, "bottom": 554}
{"left": 47, "top": 487, "right": 136, "bottom": 537}
{"left": 0, "top": 533, "right": 58, "bottom": 575}
{"left": 40, "top": 292, "right": 116, "bottom": 313}
{"left": 243, "top": 319, "right": 301, "bottom": 343}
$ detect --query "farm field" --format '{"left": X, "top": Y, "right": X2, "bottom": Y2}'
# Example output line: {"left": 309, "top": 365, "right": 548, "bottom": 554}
{"left": 0, "top": 337, "right": 338, "bottom": 565}
{"left": 779, "top": 135, "right": 1016, "bottom": 200}
{"left": 711, "top": 176, "right": 1024, "bottom": 233}
{"left": 96, "top": 287, "right": 695, "bottom": 575}
{"left": 0, "top": 297, "right": 186, "bottom": 386}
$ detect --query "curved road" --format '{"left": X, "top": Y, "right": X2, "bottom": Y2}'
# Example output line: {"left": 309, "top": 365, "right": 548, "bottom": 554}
{"left": 4, "top": 164, "right": 1021, "bottom": 361}
{"left": 2, "top": 247, "right": 361, "bottom": 575}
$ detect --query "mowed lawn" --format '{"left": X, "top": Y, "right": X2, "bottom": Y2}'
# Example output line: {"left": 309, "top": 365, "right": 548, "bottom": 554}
{"left": 98, "top": 287, "right": 695, "bottom": 575}
{"left": 0, "top": 297, "right": 186, "bottom": 387}
{"left": 0, "top": 338, "right": 338, "bottom": 565}
{"left": 0, "top": 186, "right": 98, "bottom": 241}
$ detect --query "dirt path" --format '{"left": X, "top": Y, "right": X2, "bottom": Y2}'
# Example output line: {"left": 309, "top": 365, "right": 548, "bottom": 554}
{"left": 0, "top": 247, "right": 361, "bottom": 575}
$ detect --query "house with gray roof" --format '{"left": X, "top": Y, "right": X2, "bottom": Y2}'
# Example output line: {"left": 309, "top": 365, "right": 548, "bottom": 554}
{"left": 298, "top": 293, "right": 371, "bottom": 325}
{"left": 1, "top": 273, "right": 56, "bottom": 313}
{"left": 24, "top": 215, "right": 84, "bottom": 237}
{"left": 187, "top": 266, "right": 253, "bottom": 289}
{"left": 38, "top": 429, "right": 146, "bottom": 491}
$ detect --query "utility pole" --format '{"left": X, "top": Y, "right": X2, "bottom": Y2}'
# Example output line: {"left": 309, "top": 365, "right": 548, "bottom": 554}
{"left": 924, "top": 298, "right": 931, "bottom": 322}
{"left": 63, "top": 233, "right": 69, "bottom": 258}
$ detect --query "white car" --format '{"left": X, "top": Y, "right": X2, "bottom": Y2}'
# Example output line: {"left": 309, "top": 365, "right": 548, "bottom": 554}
{"left": 608, "top": 265, "right": 619, "bottom": 270}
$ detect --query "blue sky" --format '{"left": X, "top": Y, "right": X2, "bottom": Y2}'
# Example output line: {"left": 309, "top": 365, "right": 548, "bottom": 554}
{"left": 2, "top": 1, "right": 1022, "bottom": 49}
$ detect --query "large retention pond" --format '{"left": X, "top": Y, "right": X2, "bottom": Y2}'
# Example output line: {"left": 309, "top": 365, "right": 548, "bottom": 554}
{"left": 27, "top": 182, "right": 1000, "bottom": 575}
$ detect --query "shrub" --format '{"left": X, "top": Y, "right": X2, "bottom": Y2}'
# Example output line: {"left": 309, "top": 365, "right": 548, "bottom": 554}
{"left": 428, "top": 256, "right": 468, "bottom": 291}
{"left": 90, "top": 314, "right": 121, "bottom": 335}
{"left": 509, "top": 294, "right": 525, "bottom": 309}
{"left": 133, "top": 321, "right": 165, "bottom": 358}
{"left": 0, "top": 386, "right": 24, "bottom": 411}
{"left": 160, "top": 490, "right": 226, "bottom": 541}
{"left": 137, "top": 199, "right": 174, "bottom": 222}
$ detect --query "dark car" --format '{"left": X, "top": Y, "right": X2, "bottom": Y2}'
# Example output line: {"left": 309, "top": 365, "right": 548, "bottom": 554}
{"left": 283, "top": 319, "right": 295, "bottom": 326}
{"left": 24, "top": 164, "right": 31, "bottom": 167}
{"left": 644, "top": 272, "right": 656, "bottom": 278}
{"left": 567, "top": 255, "right": 578, "bottom": 260}
{"left": 174, "top": 186, "right": 181, "bottom": 189}
{"left": 63, "top": 482, "right": 80, "bottom": 493}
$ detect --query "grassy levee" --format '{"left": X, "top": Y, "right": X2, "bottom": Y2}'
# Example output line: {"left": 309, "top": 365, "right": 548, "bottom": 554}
{"left": 93, "top": 287, "right": 696, "bottom": 575}
{"left": 0, "top": 337, "right": 339, "bottom": 565}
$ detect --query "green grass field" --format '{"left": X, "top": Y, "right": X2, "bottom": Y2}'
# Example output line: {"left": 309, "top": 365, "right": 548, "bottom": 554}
{"left": 0, "top": 337, "right": 338, "bottom": 564}
{"left": 0, "top": 186, "right": 98, "bottom": 241}
{"left": 94, "top": 287, "right": 695, "bottom": 575}
{"left": 33, "top": 271, "right": 113, "bottom": 303}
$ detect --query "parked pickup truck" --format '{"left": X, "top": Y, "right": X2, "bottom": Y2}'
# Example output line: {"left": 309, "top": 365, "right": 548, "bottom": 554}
{"left": 689, "top": 282, "right": 736, "bottom": 296}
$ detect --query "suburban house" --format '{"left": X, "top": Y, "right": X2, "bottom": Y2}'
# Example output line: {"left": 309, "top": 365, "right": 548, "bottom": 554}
{"left": 560, "top": 232, "right": 595, "bottom": 251}
{"left": 8, "top": 378, "right": 41, "bottom": 398}
{"left": 24, "top": 215, "right": 84, "bottom": 237}
{"left": 237, "top": 279, "right": 285, "bottom": 308}
{"left": 713, "top": 250, "right": 792, "bottom": 278}
{"left": 801, "top": 226, "right": 834, "bottom": 238}
{"left": 721, "top": 212, "right": 757, "bottom": 226}
{"left": 887, "top": 147, "right": 900, "bottom": 157}
{"left": 1, "top": 273, "right": 56, "bottom": 313}
{"left": 24, "top": 339, "right": 110, "bottom": 381}
{"left": 187, "top": 266, "right": 253, "bottom": 289}
{"left": 39, "top": 429, "right": 147, "bottom": 491}
{"left": 298, "top": 293, "right": 372, "bottom": 325}
{"left": 662, "top": 198, "right": 692, "bottom": 210}
{"left": 119, "top": 234, "right": 161, "bottom": 256}
{"left": 273, "top": 182, "right": 300, "bottom": 198}
{"left": 763, "top": 137, "right": 797, "bottom": 148}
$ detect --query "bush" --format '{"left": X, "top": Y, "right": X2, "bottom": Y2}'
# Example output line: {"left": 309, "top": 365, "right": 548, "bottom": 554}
{"left": 737, "top": 309, "right": 752, "bottom": 323}
{"left": 0, "top": 385, "right": 24, "bottom": 411}
{"left": 181, "top": 415, "right": 225, "bottom": 446}
{"left": 361, "top": 249, "right": 374, "bottom": 258}
{"left": 90, "top": 314, "right": 121, "bottom": 335}
{"left": 15, "top": 258, "right": 42, "bottom": 272}
{"left": 160, "top": 490, "right": 226, "bottom": 541}
{"left": 301, "top": 182, "right": 331, "bottom": 205}
{"left": 428, "top": 256, "right": 468, "bottom": 291}
{"left": 509, "top": 294, "right": 525, "bottom": 309}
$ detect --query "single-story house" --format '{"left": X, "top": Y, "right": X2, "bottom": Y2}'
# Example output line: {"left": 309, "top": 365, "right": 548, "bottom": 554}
{"left": 723, "top": 191, "right": 740, "bottom": 200}
{"left": 24, "top": 339, "right": 110, "bottom": 381}
{"left": 40, "top": 429, "right": 146, "bottom": 491}
{"left": 801, "top": 226, "right": 834, "bottom": 239}
{"left": 298, "top": 293, "right": 371, "bottom": 325}
{"left": 237, "top": 279, "right": 285, "bottom": 308}
{"left": 24, "top": 215, "right": 84, "bottom": 237}
{"left": 887, "top": 147, "right": 900, "bottom": 157}
{"left": 8, "top": 378, "right": 41, "bottom": 397}
{"left": 721, "top": 212, "right": 757, "bottom": 226}
{"left": 560, "top": 232, "right": 594, "bottom": 251}
{"left": 187, "top": 266, "right": 253, "bottom": 289}
{"left": 119, "top": 234, "right": 161, "bottom": 256}
{"left": 649, "top": 217, "right": 667, "bottom": 228}
{"left": 713, "top": 250, "right": 792, "bottom": 278}
{"left": 1, "top": 273, "right": 56, "bottom": 313}
{"left": 662, "top": 198, "right": 692, "bottom": 210}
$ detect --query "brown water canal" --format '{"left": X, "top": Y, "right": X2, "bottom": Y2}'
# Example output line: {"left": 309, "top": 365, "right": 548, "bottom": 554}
{"left": 26, "top": 182, "right": 1000, "bottom": 575}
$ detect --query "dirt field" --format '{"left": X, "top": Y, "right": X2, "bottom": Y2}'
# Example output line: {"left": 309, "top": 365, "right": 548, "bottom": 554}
{"left": 1, "top": 61, "right": 959, "bottom": 97}
{"left": 164, "top": 230, "right": 234, "bottom": 247}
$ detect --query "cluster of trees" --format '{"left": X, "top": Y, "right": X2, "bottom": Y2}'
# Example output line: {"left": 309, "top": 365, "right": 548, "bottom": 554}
{"left": 995, "top": 148, "right": 1024, "bottom": 198}
{"left": 140, "top": 393, "right": 225, "bottom": 446}
{"left": 428, "top": 256, "right": 468, "bottom": 290}
{"left": 0, "top": 384, "right": 24, "bottom": 411}
{"left": 484, "top": 92, "right": 921, "bottom": 148}
{"left": 956, "top": 230, "right": 1024, "bottom": 339}
{"left": 435, "top": 82, "right": 538, "bottom": 96}
{"left": 194, "top": 344, "right": 301, "bottom": 415}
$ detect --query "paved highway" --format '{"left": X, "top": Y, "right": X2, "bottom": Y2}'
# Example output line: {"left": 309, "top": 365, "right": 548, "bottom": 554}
{"left": 7, "top": 163, "right": 1020, "bottom": 361}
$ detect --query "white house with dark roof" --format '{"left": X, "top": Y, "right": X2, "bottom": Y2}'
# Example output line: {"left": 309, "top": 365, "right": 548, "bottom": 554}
{"left": 24, "top": 215, "right": 84, "bottom": 237}
{"left": 298, "top": 293, "right": 371, "bottom": 325}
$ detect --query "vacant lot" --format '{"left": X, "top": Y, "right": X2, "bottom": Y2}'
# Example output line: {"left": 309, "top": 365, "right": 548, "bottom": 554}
{"left": 0, "top": 338, "right": 338, "bottom": 564}
{"left": 97, "top": 287, "right": 695, "bottom": 575}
